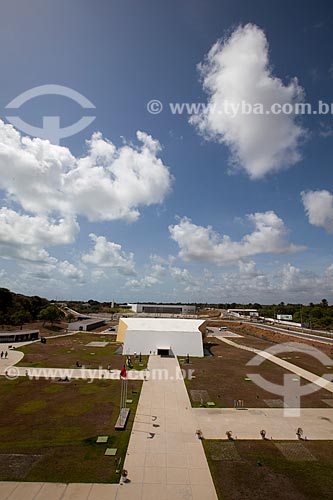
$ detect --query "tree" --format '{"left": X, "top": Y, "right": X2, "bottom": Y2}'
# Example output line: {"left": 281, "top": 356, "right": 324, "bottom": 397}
{"left": 321, "top": 298, "right": 329, "bottom": 308}
{"left": 0, "top": 288, "right": 12, "bottom": 312}
{"left": 10, "top": 310, "right": 32, "bottom": 328}
{"left": 38, "top": 306, "right": 65, "bottom": 325}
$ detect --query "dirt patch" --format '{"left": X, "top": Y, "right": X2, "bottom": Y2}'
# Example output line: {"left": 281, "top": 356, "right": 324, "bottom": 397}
{"left": 0, "top": 454, "right": 43, "bottom": 479}
{"left": 210, "top": 441, "right": 241, "bottom": 461}
{"left": 274, "top": 442, "right": 317, "bottom": 461}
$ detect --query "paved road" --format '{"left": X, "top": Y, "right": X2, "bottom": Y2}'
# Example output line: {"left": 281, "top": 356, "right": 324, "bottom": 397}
{"left": 242, "top": 321, "right": 333, "bottom": 345}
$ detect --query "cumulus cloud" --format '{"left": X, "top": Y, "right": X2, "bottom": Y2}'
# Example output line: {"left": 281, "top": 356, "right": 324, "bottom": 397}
{"left": 277, "top": 263, "right": 333, "bottom": 295}
{"left": 125, "top": 260, "right": 167, "bottom": 289}
{"left": 238, "top": 260, "right": 261, "bottom": 278}
{"left": 82, "top": 233, "right": 136, "bottom": 276}
{"left": 0, "top": 207, "right": 78, "bottom": 263}
{"left": 0, "top": 122, "right": 172, "bottom": 222}
{"left": 169, "top": 266, "right": 201, "bottom": 293}
{"left": 301, "top": 189, "right": 333, "bottom": 233}
{"left": 126, "top": 275, "right": 160, "bottom": 289}
{"left": 169, "top": 212, "right": 305, "bottom": 265}
{"left": 190, "top": 24, "right": 305, "bottom": 179}
{"left": 58, "top": 260, "right": 85, "bottom": 282}
{"left": 91, "top": 269, "right": 107, "bottom": 282}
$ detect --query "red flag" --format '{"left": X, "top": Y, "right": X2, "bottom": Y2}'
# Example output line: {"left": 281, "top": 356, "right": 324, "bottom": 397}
{"left": 120, "top": 365, "right": 127, "bottom": 379}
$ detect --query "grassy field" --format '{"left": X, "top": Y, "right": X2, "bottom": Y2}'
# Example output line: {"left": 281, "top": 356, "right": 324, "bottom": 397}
{"left": 16, "top": 332, "right": 148, "bottom": 370}
{"left": 0, "top": 376, "right": 142, "bottom": 483}
{"left": 204, "top": 439, "right": 333, "bottom": 500}
{"left": 231, "top": 333, "right": 333, "bottom": 378}
{"left": 183, "top": 337, "right": 331, "bottom": 408}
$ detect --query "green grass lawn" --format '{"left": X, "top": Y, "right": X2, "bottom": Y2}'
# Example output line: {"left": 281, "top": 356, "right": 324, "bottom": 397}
{"left": 16, "top": 332, "right": 148, "bottom": 371}
{"left": 0, "top": 377, "right": 142, "bottom": 483}
{"left": 204, "top": 439, "right": 333, "bottom": 500}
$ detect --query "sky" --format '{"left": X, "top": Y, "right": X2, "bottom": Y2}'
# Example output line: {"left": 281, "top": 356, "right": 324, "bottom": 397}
{"left": 0, "top": 0, "right": 332, "bottom": 304}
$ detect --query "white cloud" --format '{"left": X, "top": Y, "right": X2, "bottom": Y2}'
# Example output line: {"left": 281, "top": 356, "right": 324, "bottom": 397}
{"left": 126, "top": 275, "right": 160, "bottom": 289}
{"left": 58, "top": 260, "right": 85, "bottom": 282}
{"left": 82, "top": 233, "right": 136, "bottom": 276}
{"left": 319, "top": 123, "right": 333, "bottom": 138}
{"left": 0, "top": 207, "right": 78, "bottom": 263}
{"left": 301, "top": 189, "right": 333, "bottom": 233}
{"left": 190, "top": 24, "right": 305, "bottom": 179}
{"left": 169, "top": 266, "right": 201, "bottom": 293}
{"left": 0, "top": 123, "right": 172, "bottom": 222}
{"left": 169, "top": 212, "right": 305, "bottom": 265}
{"left": 238, "top": 260, "right": 261, "bottom": 278}
{"left": 18, "top": 257, "right": 86, "bottom": 286}
{"left": 91, "top": 269, "right": 107, "bottom": 282}
{"left": 125, "top": 260, "right": 167, "bottom": 290}
{"left": 277, "top": 263, "right": 333, "bottom": 295}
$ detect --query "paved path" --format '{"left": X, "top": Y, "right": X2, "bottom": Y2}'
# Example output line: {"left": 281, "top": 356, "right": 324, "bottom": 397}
{"left": 242, "top": 321, "right": 333, "bottom": 345}
{"left": 0, "top": 482, "right": 119, "bottom": 500}
{"left": 0, "top": 344, "right": 24, "bottom": 373}
{"left": 194, "top": 407, "right": 333, "bottom": 440}
{"left": 0, "top": 364, "right": 145, "bottom": 380}
{"left": 122, "top": 355, "right": 218, "bottom": 499}
{"left": 215, "top": 335, "right": 333, "bottom": 393}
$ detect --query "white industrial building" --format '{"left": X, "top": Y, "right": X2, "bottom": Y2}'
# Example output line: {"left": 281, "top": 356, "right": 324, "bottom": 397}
{"left": 128, "top": 303, "right": 196, "bottom": 314}
{"left": 68, "top": 319, "right": 105, "bottom": 331}
{"left": 227, "top": 309, "right": 259, "bottom": 317}
{"left": 117, "top": 317, "right": 206, "bottom": 357}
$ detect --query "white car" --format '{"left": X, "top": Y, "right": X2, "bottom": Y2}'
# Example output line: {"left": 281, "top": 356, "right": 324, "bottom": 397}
{"left": 219, "top": 327, "right": 227, "bottom": 331}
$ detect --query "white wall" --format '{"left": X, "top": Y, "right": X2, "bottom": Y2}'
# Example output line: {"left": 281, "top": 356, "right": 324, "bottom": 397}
{"left": 123, "top": 331, "right": 204, "bottom": 357}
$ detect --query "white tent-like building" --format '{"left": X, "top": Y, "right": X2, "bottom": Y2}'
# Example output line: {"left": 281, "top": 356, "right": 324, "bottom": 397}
{"left": 117, "top": 317, "right": 206, "bottom": 357}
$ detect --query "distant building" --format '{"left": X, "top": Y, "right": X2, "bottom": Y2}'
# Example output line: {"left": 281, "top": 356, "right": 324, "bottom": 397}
{"left": 68, "top": 319, "right": 105, "bottom": 331}
{"left": 277, "top": 314, "right": 293, "bottom": 321}
{"left": 227, "top": 309, "right": 259, "bottom": 317}
{"left": 0, "top": 330, "right": 39, "bottom": 343}
{"left": 128, "top": 303, "right": 196, "bottom": 314}
{"left": 117, "top": 317, "right": 206, "bottom": 356}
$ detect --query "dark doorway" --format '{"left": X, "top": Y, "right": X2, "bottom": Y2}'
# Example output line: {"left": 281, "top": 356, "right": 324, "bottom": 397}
{"left": 157, "top": 348, "right": 170, "bottom": 356}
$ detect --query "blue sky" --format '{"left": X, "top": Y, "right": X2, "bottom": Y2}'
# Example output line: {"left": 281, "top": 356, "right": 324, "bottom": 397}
{"left": 0, "top": 0, "right": 332, "bottom": 303}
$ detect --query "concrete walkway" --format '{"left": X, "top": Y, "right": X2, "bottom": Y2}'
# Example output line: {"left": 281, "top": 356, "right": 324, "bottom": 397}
{"left": 194, "top": 407, "right": 333, "bottom": 440}
{"left": 0, "top": 344, "right": 24, "bottom": 373}
{"left": 215, "top": 335, "right": 333, "bottom": 393}
{"left": 122, "top": 355, "right": 218, "bottom": 499}
{"left": 0, "top": 482, "right": 119, "bottom": 500}
{"left": 0, "top": 364, "right": 145, "bottom": 381}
